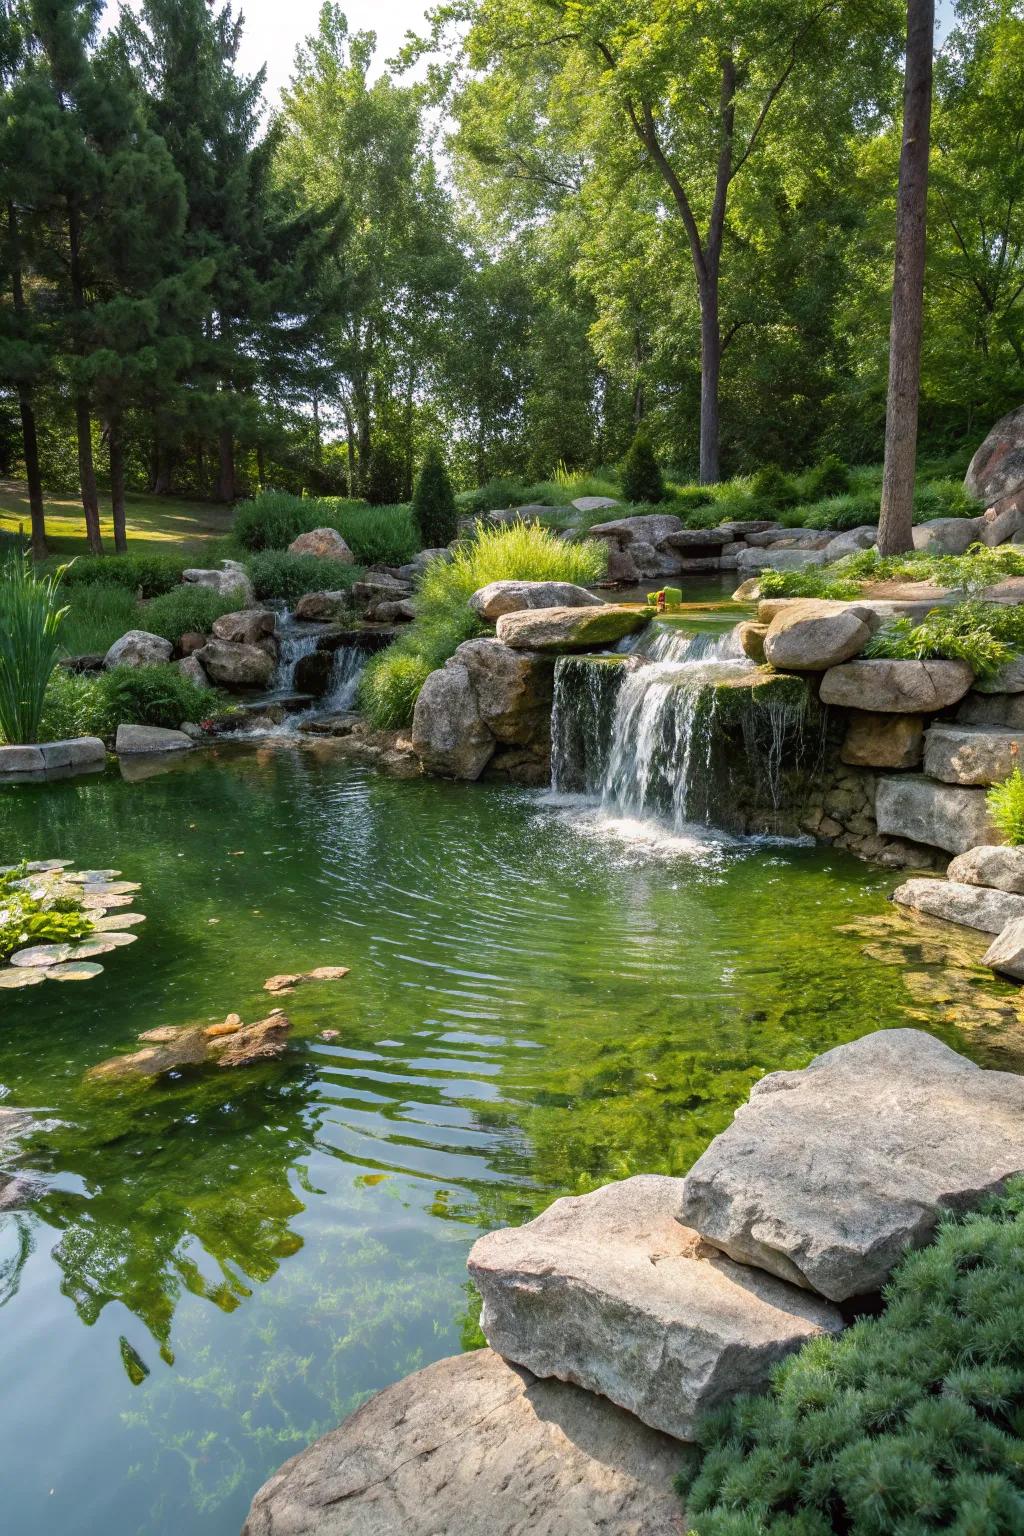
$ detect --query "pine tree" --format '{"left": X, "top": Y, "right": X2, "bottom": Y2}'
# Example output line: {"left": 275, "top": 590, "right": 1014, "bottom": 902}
{"left": 411, "top": 444, "right": 456, "bottom": 548}
{"left": 621, "top": 427, "right": 665, "bottom": 504}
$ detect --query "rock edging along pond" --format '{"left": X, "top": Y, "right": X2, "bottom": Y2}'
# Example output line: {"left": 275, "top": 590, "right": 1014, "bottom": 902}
{"left": 244, "top": 1028, "right": 1024, "bottom": 1533}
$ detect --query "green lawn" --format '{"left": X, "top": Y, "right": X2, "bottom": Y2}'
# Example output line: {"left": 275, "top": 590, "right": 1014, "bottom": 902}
{"left": 0, "top": 479, "right": 235, "bottom": 557}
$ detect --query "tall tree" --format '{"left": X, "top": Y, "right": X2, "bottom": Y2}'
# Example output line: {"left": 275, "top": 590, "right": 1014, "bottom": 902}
{"left": 878, "top": 0, "right": 936, "bottom": 553}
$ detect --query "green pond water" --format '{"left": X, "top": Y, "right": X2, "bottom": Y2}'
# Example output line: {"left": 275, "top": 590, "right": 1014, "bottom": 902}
{"left": 0, "top": 742, "right": 1022, "bottom": 1536}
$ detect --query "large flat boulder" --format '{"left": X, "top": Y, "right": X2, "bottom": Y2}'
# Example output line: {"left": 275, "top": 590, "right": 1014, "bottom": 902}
{"left": 841, "top": 711, "right": 923, "bottom": 769}
{"left": 820, "top": 658, "right": 974, "bottom": 713}
{"left": 587, "top": 513, "right": 681, "bottom": 544}
{"left": 195, "top": 637, "right": 274, "bottom": 689}
{"left": 453, "top": 639, "right": 553, "bottom": 745}
{"left": 966, "top": 404, "right": 1024, "bottom": 506}
{"left": 923, "top": 722, "right": 1024, "bottom": 785}
{"left": 495, "top": 605, "right": 650, "bottom": 652}
{"left": 469, "top": 1176, "right": 841, "bottom": 1441}
{"left": 468, "top": 580, "right": 602, "bottom": 622}
{"left": 242, "top": 1348, "right": 685, "bottom": 1536}
{"left": 103, "top": 630, "right": 173, "bottom": 669}
{"left": 875, "top": 774, "right": 994, "bottom": 853}
{"left": 411, "top": 662, "right": 495, "bottom": 779}
{"left": 115, "top": 724, "right": 194, "bottom": 754}
{"left": 762, "top": 600, "right": 873, "bottom": 672}
{"left": 678, "top": 1029, "right": 1024, "bottom": 1302}
{"left": 911, "top": 517, "right": 984, "bottom": 555}
{"left": 891, "top": 877, "right": 1024, "bottom": 933}
{"left": 947, "top": 844, "right": 1024, "bottom": 893}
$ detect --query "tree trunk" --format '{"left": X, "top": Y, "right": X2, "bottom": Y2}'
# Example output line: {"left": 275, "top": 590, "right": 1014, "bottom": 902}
{"left": 75, "top": 395, "right": 103, "bottom": 554}
{"left": 878, "top": 0, "right": 935, "bottom": 556}
{"left": 698, "top": 274, "right": 722, "bottom": 485}
{"left": 109, "top": 416, "right": 127, "bottom": 554}
{"left": 7, "top": 203, "right": 47, "bottom": 557}
{"left": 217, "top": 425, "right": 235, "bottom": 502}
{"left": 256, "top": 440, "right": 266, "bottom": 490}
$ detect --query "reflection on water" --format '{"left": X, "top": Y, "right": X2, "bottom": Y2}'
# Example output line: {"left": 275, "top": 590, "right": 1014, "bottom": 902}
{"left": 0, "top": 744, "right": 1021, "bottom": 1536}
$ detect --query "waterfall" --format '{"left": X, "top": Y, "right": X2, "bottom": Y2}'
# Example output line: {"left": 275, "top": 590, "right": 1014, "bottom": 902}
{"left": 320, "top": 647, "right": 366, "bottom": 713}
{"left": 550, "top": 619, "right": 817, "bottom": 834}
{"left": 273, "top": 618, "right": 320, "bottom": 694}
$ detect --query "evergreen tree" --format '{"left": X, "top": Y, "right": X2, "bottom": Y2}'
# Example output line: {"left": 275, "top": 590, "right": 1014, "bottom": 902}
{"left": 412, "top": 443, "right": 457, "bottom": 547}
{"left": 621, "top": 427, "right": 665, "bottom": 504}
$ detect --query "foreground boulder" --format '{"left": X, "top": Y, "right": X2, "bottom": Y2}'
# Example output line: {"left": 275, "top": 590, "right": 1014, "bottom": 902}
{"left": 468, "top": 580, "right": 602, "bottom": 622}
{"left": 965, "top": 404, "right": 1024, "bottom": 507}
{"left": 195, "top": 637, "right": 275, "bottom": 689}
{"left": 411, "top": 663, "right": 495, "bottom": 779}
{"left": 287, "top": 527, "right": 354, "bottom": 562}
{"left": 820, "top": 658, "right": 974, "bottom": 713}
{"left": 115, "top": 724, "right": 194, "bottom": 754}
{"left": 242, "top": 1348, "right": 684, "bottom": 1536}
{"left": 679, "top": 1029, "right": 1024, "bottom": 1302}
{"left": 911, "top": 517, "right": 984, "bottom": 555}
{"left": 182, "top": 559, "right": 254, "bottom": 605}
{"left": 210, "top": 608, "right": 277, "bottom": 646}
{"left": 762, "top": 599, "right": 873, "bottom": 672}
{"left": 454, "top": 639, "right": 554, "bottom": 743}
{"left": 947, "top": 844, "right": 1024, "bottom": 893}
{"left": 923, "top": 722, "right": 1024, "bottom": 785}
{"left": 469, "top": 1175, "right": 841, "bottom": 1441}
{"left": 983, "top": 918, "right": 1024, "bottom": 980}
{"left": 495, "top": 604, "right": 649, "bottom": 651}
{"left": 103, "top": 630, "right": 173, "bottom": 669}
{"left": 875, "top": 774, "right": 994, "bottom": 854}
{"left": 891, "top": 877, "right": 1024, "bottom": 933}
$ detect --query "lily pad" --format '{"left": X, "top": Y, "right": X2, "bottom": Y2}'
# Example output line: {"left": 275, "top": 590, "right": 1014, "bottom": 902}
{"left": 92, "top": 913, "right": 146, "bottom": 931}
{"left": 66, "top": 870, "right": 121, "bottom": 883}
{"left": 67, "top": 934, "right": 137, "bottom": 960}
{"left": 82, "top": 881, "right": 141, "bottom": 897}
{"left": 10, "top": 943, "right": 75, "bottom": 968}
{"left": 0, "top": 969, "right": 46, "bottom": 989}
{"left": 82, "top": 893, "right": 134, "bottom": 910}
{"left": 44, "top": 962, "right": 104, "bottom": 982}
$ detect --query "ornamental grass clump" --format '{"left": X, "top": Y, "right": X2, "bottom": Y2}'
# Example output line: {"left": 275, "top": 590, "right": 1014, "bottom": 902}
{"left": 0, "top": 553, "right": 70, "bottom": 744}
{"left": 679, "top": 1179, "right": 1024, "bottom": 1534}
{"left": 988, "top": 769, "right": 1024, "bottom": 847}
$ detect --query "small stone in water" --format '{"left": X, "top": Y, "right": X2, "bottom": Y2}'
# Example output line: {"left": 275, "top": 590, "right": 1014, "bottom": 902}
{"left": 320, "top": 1029, "right": 340, "bottom": 1041}
{"left": 306, "top": 966, "right": 350, "bottom": 982}
{"left": 263, "top": 974, "right": 300, "bottom": 994}
{"left": 44, "top": 962, "right": 104, "bottom": 981}
{"left": 26, "top": 860, "right": 74, "bottom": 872}
{"left": 10, "top": 944, "right": 74, "bottom": 968}
{"left": 204, "top": 1015, "right": 242, "bottom": 1038}
{"left": 0, "top": 969, "right": 46, "bottom": 989}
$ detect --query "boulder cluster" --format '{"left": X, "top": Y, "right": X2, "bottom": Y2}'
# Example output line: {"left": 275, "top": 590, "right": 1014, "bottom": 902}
{"left": 243, "top": 1029, "right": 1024, "bottom": 1534}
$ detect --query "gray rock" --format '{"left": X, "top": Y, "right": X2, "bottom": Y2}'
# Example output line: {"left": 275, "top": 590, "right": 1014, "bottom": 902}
{"left": 241, "top": 1348, "right": 685, "bottom": 1536}
{"left": 983, "top": 918, "right": 1024, "bottom": 980}
{"left": 891, "top": 877, "right": 1024, "bottom": 933}
{"left": 115, "top": 724, "right": 194, "bottom": 754}
{"left": 411, "top": 663, "right": 495, "bottom": 780}
{"left": 286, "top": 527, "right": 354, "bottom": 562}
{"left": 495, "top": 605, "right": 650, "bottom": 652}
{"left": 469, "top": 1176, "right": 842, "bottom": 1441}
{"left": 210, "top": 608, "right": 277, "bottom": 646}
{"left": 980, "top": 502, "right": 1024, "bottom": 546}
{"left": 177, "top": 654, "right": 210, "bottom": 687}
{"left": 293, "top": 590, "right": 352, "bottom": 622}
{"left": 369, "top": 599, "right": 416, "bottom": 623}
{"left": 966, "top": 405, "right": 1024, "bottom": 506}
{"left": 841, "top": 711, "right": 923, "bottom": 769}
{"left": 103, "top": 629, "right": 173, "bottom": 669}
{"left": 0, "top": 744, "right": 45, "bottom": 772}
{"left": 195, "top": 637, "right": 275, "bottom": 689}
{"left": 587, "top": 513, "right": 683, "bottom": 545}
{"left": 958, "top": 690, "right": 1024, "bottom": 728}
{"left": 820, "top": 658, "right": 974, "bottom": 713}
{"left": 735, "top": 547, "right": 829, "bottom": 574}
{"left": 911, "top": 517, "right": 984, "bottom": 555}
{"left": 679, "top": 1028, "right": 1024, "bottom": 1301}
{"left": 352, "top": 574, "right": 412, "bottom": 604}
{"left": 981, "top": 576, "right": 1024, "bottom": 605}
{"left": 976, "top": 657, "right": 1024, "bottom": 694}
{"left": 924, "top": 723, "right": 1024, "bottom": 785}
{"left": 663, "top": 527, "right": 734, "bottom": 549}
{"left": 469, "top": 580, "right": 603, "bottom": 622}
{"left": 745, "top": 527, "right": 834, "bottom": 549}
{"left": 821, "top": 525, "right": 878, "bottom": 561}
{"left": 453, "top": 639, "right": 553, "bottom": 745}
{"left": 182, "top": 560, "right": 254, "bottom": 605}
{"left": 762, "top": 600, "right": 873, "bottom": 672}
{"left": 875, "top": 774, "right": 994, "bottom": 853}
{"left": 947, "top": 844, "right": 1024, "bottom": 894}
{"left": 571, "top": 495, "right": 621, "bottom": 513}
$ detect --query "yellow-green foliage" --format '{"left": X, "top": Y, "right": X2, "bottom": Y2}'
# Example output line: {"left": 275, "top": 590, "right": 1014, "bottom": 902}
{"left": 0, "top": 865, "right": 93, "bottom": 963}
{"left": 988, "top": 768, "right": 1024, "bottom": 846}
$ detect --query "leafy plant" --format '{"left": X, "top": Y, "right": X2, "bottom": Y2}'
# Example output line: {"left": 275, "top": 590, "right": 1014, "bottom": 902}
{"left": 246, "top": 551, "right": 362, "bottom": 605}
{"left": 988, "top": 768, "right": 1024, "bottom": 846}
{"left": 142, "top": 585, "right": 243, "bottom": 644}
{"left": 750, "top": 464, "right": 800, "bottom": 511}
{"left": 621, "top": 427, "right": 666, "bottom": 504}
{"left": 0, "top": 865, "right": 93, "bottom": 963}
{"left": 39, "top": 668, "right": 116, "bottom": 742}
{"left": 62, "top": 553, "right": 189, "bottom": 597}
{"left": 863, "top": 602, "right": 1024, "bottom": 679}
{"left": 412, "top": 444, "right": 458, "bottom": 548}
{"left": 100, "top": 664, "right": 221, "bottom": 730}
{"left": 679, "top": 1178, "right": 1024, "bottom": 1534}
{"left": 0, "top": 553, "right": 70, "bottom": 744}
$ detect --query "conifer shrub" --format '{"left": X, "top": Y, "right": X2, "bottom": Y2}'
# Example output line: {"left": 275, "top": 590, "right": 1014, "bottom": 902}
{"left": 802, "top": 453, "right": 851, "bottom": 500}
{"left": 622, "top": 427, "right": 666, "bottom": 504}
{"left": 412, "top": 444, "right": 458, "bottom": 548}
{"left": 988, "top": 769, "right": 1024, "bottom": 846}
{"left": 679, "top": 1179, "right": 1024, "bottom": 1534}
{"left": 365, "top": 441, "right": 406, "bottom": 506}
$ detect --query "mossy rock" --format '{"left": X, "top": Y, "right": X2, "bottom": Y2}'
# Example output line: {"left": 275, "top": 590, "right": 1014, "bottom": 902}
{"left": 708, "top": 667, "right": 813, "bottom": 721}
{"left": 496, "top": 605, "right": 654, "bottom": 652}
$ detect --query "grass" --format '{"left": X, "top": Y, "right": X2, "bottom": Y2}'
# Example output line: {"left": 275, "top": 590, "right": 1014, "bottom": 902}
{"left": 232, "top": 491, "right": 419, "bottom": 565}
{"left": 59, "top": 583, "right": 140, "bottom": 657}
{"left": 989, "top": 770, "right": 1024, "bottom": 846}
{"left": 1, "top": 478, "right": 235, "bottom": 558}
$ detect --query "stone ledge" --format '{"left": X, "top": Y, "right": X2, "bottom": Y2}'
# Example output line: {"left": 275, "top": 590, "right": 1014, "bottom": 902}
{"left": 0, "top": 738, "right": 106, "bottom": 777}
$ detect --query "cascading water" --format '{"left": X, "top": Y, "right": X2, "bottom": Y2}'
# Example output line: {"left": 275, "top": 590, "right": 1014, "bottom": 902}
{"left": 320, "top": 646, "right": 365, "bottom": 713}
{"left": 272, "top": 617, "right": 321, "bottom": 694}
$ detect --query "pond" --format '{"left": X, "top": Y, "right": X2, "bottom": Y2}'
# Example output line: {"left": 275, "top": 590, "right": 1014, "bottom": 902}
{"left": 1, "top": 743, "right": 1022, "bottom": 1536}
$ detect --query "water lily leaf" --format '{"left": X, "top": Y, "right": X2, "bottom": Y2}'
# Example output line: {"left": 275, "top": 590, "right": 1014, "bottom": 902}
{"left": 44, "top": 962, "right": 104, "bottom": 981}
{"left": 92, "top": 913, "right": 146, "bottom": 931}
{"left": 10, "top": 943, "right": 75, "bottom": 968}
{"left": 0, "top": 968, "right": 46, "bottom": 989}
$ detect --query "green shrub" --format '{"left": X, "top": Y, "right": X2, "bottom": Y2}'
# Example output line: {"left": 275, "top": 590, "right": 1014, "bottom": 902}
{"left": 412, "top": 444, "right": 458, "bottom": 548}
{"left": 99, "top": 664, "right": 220, "bottom": 730}
{"left": 233, "top": 492, "right": 418, "bottom": 566}
{"left": 366, "top": 442, "right": 406, "bottom": 506}
{"left": 246, "top": 551, "right": 362, "bottom": 606}
{"left": 679, "top": 1179, "right": 1024, "bottom": 1535}
{"left": 0, "top": 865, "right": 93, "bottom": 963}
{"left": 802, "top": 453, "right": 852, "bottom": 500}
{"left": 673, "top": 486, "right": 716, "bottom": 511}
{"left": 62, "top": 552, "right": 189, "bottom": 597}
{"left": 913, "top": 478, "right": 981, "bottom": 520}
{"left": 457, "top": 478, "right": 536, "bottom": 516}
{"left": 864, "top": 603, "right": 1016, "bottom": 678}
{"left": 988, "top": 768, "right": 1024, "bottom": 846}
{"left": 0, "top": 553, "right": 70, "bottom": 744}
{"left": 790, "top": 494, "right": 880, "bottom": 532}
{"left": 142, "top": 585, "right": 242, "bottom": 644}
{"left": 621, "top": 427, "right": 666, "bottom": 504}
{"left": 60, "top": 583, "right": 139, "bottom": 656}
{"left": 358, "top": 651, "right": 436, "bottom": 730}
{"left": 750, "top": 464, "right": 800, "bottom": 512}
{"left": 232, "top": 492, "right": 311, "bottom": 552}
{"left": 39, "top": 668, "right": 115, "bottom": 742}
